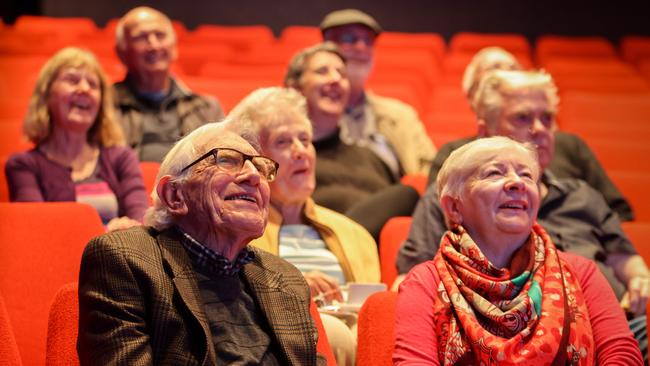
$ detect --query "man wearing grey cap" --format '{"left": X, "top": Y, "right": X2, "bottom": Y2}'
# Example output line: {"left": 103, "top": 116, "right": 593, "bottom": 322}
{"left": 321, "top": 9, "right": 436, "bottom": 177}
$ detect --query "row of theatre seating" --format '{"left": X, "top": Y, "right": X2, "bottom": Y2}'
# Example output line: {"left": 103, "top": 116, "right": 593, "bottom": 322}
{"left": 2, "top": 16, "right": 649, "bottom": 222}
{"left": 2, "top": 203, "right": 650, "bottom": 365}
{"left": 1, "top": 16, "right": 650, "bottom": 365}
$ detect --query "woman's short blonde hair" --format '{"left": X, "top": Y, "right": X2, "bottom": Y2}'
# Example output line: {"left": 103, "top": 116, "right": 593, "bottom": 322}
{"left": 23, "top": 47, "right": 124, "bottom": 146}
{"left": 437, "top": 136, "right": 539, "bottom": 225}
{"left": 228, "top": 87, "right": 310, "bottom": 151}
{"left": 471, "top": 69, "right": 559, "bottom": 131}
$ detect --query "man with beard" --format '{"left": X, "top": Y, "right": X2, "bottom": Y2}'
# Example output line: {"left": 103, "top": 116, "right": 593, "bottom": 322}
{"left": 114, "top": 6, "right": 224, "bottom": 162}
{"left": 320, "top": 9, "right": 436, "bottom": 177}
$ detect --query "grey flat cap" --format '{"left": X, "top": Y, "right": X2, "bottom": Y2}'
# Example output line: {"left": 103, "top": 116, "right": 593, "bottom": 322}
{"left": 320, "top": 9, "right": 382, "bottom": 35}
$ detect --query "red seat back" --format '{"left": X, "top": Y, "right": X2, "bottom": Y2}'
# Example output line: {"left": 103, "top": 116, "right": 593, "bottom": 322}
{"left": 46, "top": 283, "right": 79, "bottom": 366}
{"left": 379, "top": 217, "right": 413, "bottom": 287}
{"left": 356, "top": 291, "right": 397, "bottom": 366}
{"left": 0, "top": 291, "right": 21, "bottom": 366}
{"left": 0, "top": 202, "right": 104, "bottom": 366}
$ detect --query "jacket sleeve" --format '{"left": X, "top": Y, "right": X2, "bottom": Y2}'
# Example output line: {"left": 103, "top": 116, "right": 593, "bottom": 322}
{"left": 396, "top": 185, "right": 447, "bottom": 274}
{"left": 5, "top": 153, "right": 45, "bottom": 202}
{"left": 77, "top": 234, "right": 154, "bottom": 365}
{"left": 112, "top": 148, "right": 149, "bottom": 222}
{"left": 402, "top": 106, "right": 436, "bottom": 175}
{"left": 204, "top": 95, "right": 225, "bottom": 121}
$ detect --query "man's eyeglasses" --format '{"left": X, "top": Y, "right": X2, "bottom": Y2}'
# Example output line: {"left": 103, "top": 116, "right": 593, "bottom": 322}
{"left": 337, "top": 32, "right": 375, "bottom": 46}
{"left": 180, "top": 148, "right": 279, "bottom": 182}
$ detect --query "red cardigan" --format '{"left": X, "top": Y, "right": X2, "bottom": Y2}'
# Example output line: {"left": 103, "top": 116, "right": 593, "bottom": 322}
{"left": 394, "top": 251, "right": 643, "bottom": 365}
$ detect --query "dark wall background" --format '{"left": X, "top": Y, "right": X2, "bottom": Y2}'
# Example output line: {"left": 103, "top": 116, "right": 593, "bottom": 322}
{"left": 2, "top": 0, "right": 650, "bottom": 42}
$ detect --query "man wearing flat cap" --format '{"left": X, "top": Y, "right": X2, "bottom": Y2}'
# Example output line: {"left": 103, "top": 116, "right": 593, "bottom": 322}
{"left": 321, "top": 9, "right": 436, "bottom": 177}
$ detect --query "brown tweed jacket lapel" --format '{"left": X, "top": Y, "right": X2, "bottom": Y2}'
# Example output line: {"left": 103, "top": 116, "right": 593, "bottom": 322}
{"left": 243, "top": 248, "right": 319, "bottom": 366}
{"left": 158, "top": 231, "right": 217, "bottom": 366}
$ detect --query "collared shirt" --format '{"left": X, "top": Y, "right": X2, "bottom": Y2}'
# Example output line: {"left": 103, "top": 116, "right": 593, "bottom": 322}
{"left": 178, "top": 228, "right": 255, "bottom": 277}
{"left": 340, "top": 95, "right": 401, "bottom": 178}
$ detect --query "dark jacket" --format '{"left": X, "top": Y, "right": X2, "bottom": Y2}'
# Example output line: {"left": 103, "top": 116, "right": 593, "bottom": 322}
{"left": 113, "top": 76, "right": 224, "bottom": 162}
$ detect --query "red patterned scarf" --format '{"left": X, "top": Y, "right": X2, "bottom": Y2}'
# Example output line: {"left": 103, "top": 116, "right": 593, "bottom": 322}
{"left": 433, "top": 223, "right": 594, "bottom": 365}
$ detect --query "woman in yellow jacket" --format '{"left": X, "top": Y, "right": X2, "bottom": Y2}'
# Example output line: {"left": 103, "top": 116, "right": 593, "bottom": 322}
{"left": 231, "top": 87, "right": 380, "bottom": 366}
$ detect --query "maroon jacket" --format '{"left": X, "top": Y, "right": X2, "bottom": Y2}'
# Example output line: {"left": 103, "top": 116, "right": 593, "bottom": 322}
{"left": 5, "top": 146, "right": 148, "bottom": 221}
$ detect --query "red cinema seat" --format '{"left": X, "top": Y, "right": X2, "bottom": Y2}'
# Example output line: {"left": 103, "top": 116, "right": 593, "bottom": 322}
{"left": 356, "top": 291, "right": 398, "bottom": 366}
{"left": 449, "top": 32, "right": 532, "bottom": 58}
{"left": 379, "top": 217, "right": 413, "bottom": 288}
{"left": 0, "top": 291, "right": 21, "bottom": 366}
{"left": 0, "top": 202, "right": 104, "bottom": 366}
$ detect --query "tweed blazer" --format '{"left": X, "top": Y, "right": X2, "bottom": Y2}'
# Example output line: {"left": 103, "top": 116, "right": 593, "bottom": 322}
{"left": 77, "top": 226, "right": 325, "bottom": 365}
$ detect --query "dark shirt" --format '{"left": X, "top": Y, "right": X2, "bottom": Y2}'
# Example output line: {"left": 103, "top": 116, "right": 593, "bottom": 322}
{"left": 397, "top": 171, "right": 636, "bottom": 299}
{"left": 426, "top": 132, "right": 634, "bottom": 221}
{"left": 312, "top": 131, "right": 397, "bottom": 213}
{"left": 180, "top": 232, "right": 283, "bottom": 365}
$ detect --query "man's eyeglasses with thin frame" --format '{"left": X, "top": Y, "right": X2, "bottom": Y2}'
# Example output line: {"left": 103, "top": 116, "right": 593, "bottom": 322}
{"left": 180, "top": 148, "right": 279, "bottom": 182}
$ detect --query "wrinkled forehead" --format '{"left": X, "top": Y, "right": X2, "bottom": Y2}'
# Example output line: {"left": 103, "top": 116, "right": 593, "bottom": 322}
{"left": 502, "top": 87, "right": 555, "bottom": 111}
{"left": 305, "top": 50, "right": 344, "bottom": 70}
{"left": 194, "top": 130, "right": 258, "bottom": 157}
{"left": 268, "top": 112, "right": 311, "bottom": 132}
{"left": 123, "top": 10, "right": 172, "bottom": 36}
{"left": 469, "top": 145, "right": 540, "bottom": 177}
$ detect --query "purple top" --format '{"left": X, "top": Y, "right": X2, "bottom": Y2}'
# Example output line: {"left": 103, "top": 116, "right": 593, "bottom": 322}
{"left": 5, "top": 146, "right": 148, "bottom": 221}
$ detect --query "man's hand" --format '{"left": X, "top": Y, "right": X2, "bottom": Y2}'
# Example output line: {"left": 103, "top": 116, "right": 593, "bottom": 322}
{"left": 303, "top": 271, "right": 344, "bottom": 304}
{"left": 621, "top": 276, "right": 650, "bottom": 318}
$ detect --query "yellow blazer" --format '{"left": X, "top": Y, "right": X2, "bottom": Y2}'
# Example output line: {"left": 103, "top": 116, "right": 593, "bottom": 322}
{"left": 252, "top": 198, "right": 380, "bottom": 283}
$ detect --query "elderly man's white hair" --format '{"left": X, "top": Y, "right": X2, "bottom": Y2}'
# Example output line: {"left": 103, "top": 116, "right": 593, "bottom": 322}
{"left": 115, "top": 6, "right": 176, "bottom": 52}
{"left": 144, "top": 119, "right": 260, "bottom": 230}
{"left": 437, "top": 136, "right": 539, "bottom": 226}
{"left": 462, "top": 47, "right": 522, "bottom": 99}
{"left": 471, "top": 69, "right": 559, "bottom": 132}
{"left": 228, "top": 86, "right": 311, "bottom": 146}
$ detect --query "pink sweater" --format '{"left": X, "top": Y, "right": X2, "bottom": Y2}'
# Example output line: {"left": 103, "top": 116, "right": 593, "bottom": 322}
{"left": 394, "top": 251, "right": 643, "bottom": 365}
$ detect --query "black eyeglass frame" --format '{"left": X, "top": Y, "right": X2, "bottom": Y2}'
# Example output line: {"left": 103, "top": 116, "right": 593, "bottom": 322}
{"left": 180, "top": 147, "right": 279, "bottom": 181}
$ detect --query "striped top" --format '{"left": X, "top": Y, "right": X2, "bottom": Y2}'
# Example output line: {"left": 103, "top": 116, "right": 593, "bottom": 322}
{"left": 75, "top": 169, "right": 118, "bottom": 225}
{"left": 279, "top": 224, "right": 345, "bottom": 285}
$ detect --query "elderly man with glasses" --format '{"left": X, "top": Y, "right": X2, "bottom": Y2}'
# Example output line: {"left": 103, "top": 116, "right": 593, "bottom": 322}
{"left": 77, "top": 120, "right": 326, "bottom": 365}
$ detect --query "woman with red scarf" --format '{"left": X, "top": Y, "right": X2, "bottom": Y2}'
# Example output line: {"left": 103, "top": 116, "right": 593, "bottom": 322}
{"left": 393, "top": 136, "right": 642, "bottom": 365}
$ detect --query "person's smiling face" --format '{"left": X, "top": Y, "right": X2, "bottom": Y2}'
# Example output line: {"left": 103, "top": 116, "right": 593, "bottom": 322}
{"left": 262, "top": 113, "right": 316, "bottom": 206}
{"left": 298, "top": 51, "right": 350, "bottom": 119}
{"left": 120, "top": 9, "right": 177, "bottom": 77}
{"left": 182, "top": 131, "right": 271, "bottom": 241}
{"left": 455, "top": 145, "right": 541, "bottom": 244}
{"left": 48, "top": 66, "right": 101, "bottom": 134}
